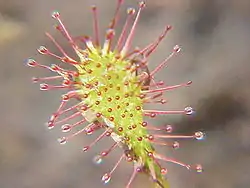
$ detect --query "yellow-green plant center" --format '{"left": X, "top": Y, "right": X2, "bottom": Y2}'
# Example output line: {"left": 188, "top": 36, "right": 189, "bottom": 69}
{"left": 74, "top": 48, "right": 154, "bottom": 164}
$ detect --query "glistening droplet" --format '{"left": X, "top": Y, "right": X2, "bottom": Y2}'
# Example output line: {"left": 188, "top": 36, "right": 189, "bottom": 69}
{"left": 101, "top": 173, "right": 111, "bottom": 184}
{"left": 58, "top": 137, "right": 67, "bottom": 145}
{"left": 61, "top": 124, "right": 71, "bottom": 133}
{"left": 195, "top": 131, "right": 205, "bottom": 140}
{"left": 161, "top": 168, "right": 167, "bottom": 175}
{"left": 26, "top": 58, "right": 37, "bottom": 67}
{"left": 37, "top": 46, "right": 48, "bottom": 54}
{"left": 172, "top": 141, "right": 180, "bottom": 149}
{"left": 85, "top": 127, "right": 93, "bottom": 135}
{"left": 82, "top": 146, "right": 89, "bottom": 152}
{"left": 51, "top": 11, "right": 60, "bottom": 19}
{"left": 93, "top": 155, "right": 103, "bottom": 164}
{"left": 195, "top": 164, "right": 203, "bottom": 173}
{"left": 46, "top": 121, "right": 54, "bottom": 130}
{"left": 185, "top": 106, "right": 194, "bottom": 115}
{"left": 165, "top": 125, "right": 173, "bottom": 133}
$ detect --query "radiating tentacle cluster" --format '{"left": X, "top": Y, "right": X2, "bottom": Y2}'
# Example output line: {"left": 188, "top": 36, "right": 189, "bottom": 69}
{"left": 26, "top": 1, "right": 204, "bottom": 188}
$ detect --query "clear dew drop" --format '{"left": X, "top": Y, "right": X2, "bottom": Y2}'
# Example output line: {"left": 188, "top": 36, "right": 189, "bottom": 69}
{"left": 57, "top": 137, "right": 67, "bottom": 145}
{"left": 195, "top": 131, "right": 205, "bottom": 140}
{"left": 184, "top": 106, "right": 194, "bottom": 115}
{"left": 37, "top": 46, "right": 48, "bottom": 54}
{"left": 40, "top": 83, "right": 49, "bottom": 91}
{"left": 165, "top": 125, "right": 173, "bottom": 133}
{"left": 195, "top": 164, "right": 203, "bottom": 173}
{"left": 46, "top": 121, "right": 54, "bottom": 130}
{"left": 85, "top": 127, "right": 93, "bottom": 135}
{"left": 61, "top": 124, "right": 71, "bottom": 133}
{"left": 173, "top": 45, "right": 181, "bottom": 53}
{"left": 51, "top": 11, "right": 60, "bottom": 19}
{"left": 172, "top": 141, "right": 180, "bottom": 149}
{"left": 93, "top": 155, "right": 103, "bottom": 165}
{"left": 136, "top": 167, "right": 142, "bottom": 173}
{"left": 82, "top": 146, "right": 89, "bottom": 152}
{"left": 47, "top": 124, "right": 54, "bottom": 130}
{"left": 161, "top": 168, "right": 167, "bottom": 175}
{"left": 102, "top": 173, "right": 111, "bottom": 184}
{"left": 25, "top": 58, "right": 37, "bottom": 67}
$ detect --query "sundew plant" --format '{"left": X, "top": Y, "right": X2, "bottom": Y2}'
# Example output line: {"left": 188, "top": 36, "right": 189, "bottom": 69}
{"left": 26, "top": 1, "right": 204, "bottom": 188}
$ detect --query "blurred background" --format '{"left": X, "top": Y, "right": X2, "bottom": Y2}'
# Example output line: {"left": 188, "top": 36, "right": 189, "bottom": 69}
{"left": 1, "top": 0, "right": 250, "bottom": 188}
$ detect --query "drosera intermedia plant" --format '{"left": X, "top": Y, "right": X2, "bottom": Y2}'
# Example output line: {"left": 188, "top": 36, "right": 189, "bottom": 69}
{"left": 26, "top": 1, "right": 204, "bottom": 188}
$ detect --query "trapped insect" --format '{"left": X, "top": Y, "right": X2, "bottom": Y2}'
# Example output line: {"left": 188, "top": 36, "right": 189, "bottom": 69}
{"left": 26, "top": 1, "right": 204, "bottom": 187}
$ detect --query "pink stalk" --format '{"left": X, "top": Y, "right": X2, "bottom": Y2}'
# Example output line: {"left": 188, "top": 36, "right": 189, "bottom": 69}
{"left": 91, "top": 6, "right": 100, "bottom": 46}
{"left": 45, "top": 32, "right": 69, "bottom": 57}
{"left": 32, "top": 75, "right": 63, "bottom": 83}
{"left": 125, "top": 165, "right": 138, "bottom": 188}
{"left": 143, "top": 81, "right": 192, "bottom": 94}
{"left": 39, "top": 83, "right": 71, "bottom": 91}
{"left": 150, "top": 45, "right": 181, "bottom": 77}
{"left": 145, "top": 25, "right": 172, "bottom": 58}
{"left": 154, "top": 153, "right": 191, "bottom": 170}
{"left": 154, "top": 134, "right": 194, "bottom": 139}
{"left": 86, "top": 128, "right": 111, "bottom": 150}
{"left": 144, "top": 109, "right": 186, "bottom": 115}
{"left": 115, "top": 8, "right": 135, "bottom": 52}
{"left": 54, "top": 111, "right": 81, "bottom": 125}
{"left": 51, "top": 11, "right": 78, "bottom": 51}
{"left": 109, "top": 0, "right": 124, "bottom": 29}
{"left": 121, "top": 2, "right": 145, "bottom": 57}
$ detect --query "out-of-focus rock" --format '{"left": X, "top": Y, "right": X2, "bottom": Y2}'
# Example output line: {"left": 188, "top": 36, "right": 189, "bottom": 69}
{"left": 0, "top": 16, "right": 26, "bottom": 45}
